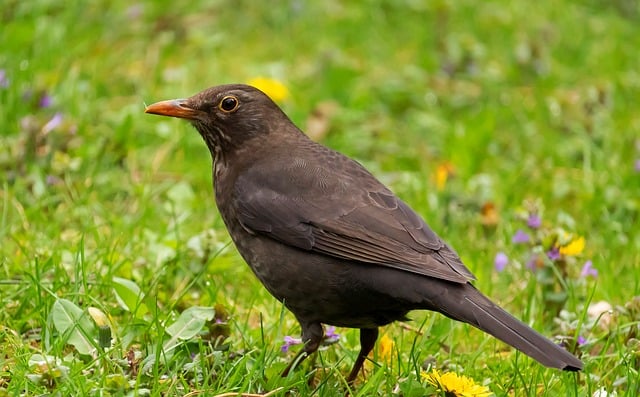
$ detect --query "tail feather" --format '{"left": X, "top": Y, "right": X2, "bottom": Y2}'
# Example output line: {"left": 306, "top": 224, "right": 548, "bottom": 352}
{"left": 441, "top": 285, "right": 583, "bottom": 371}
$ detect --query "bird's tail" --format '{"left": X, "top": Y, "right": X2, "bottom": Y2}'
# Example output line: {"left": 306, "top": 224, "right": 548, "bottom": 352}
{"left": 436, "top": 284, "right": 583, "bottom": 371}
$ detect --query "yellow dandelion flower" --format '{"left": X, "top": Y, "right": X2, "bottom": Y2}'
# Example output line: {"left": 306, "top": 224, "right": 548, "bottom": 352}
{"left": 423, "top": 370, "right": 492, "bottom": 397}
{"left": 377, "top": 333, "right": 394, "bottom": 362}
{"left": 247, "top": 77, "right": 289, "bottom": 102}
{"left": 559, "top": 236, "right": 585, "bottom": 256}
{"left": 435, "top": 162, "right": 455, "bottom": 191}
{"left": 480, "top": 201, "right": 499, "bottom": 227}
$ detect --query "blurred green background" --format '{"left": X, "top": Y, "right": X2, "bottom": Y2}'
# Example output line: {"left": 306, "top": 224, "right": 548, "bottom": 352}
{"left": 1, "top": 1, "right": 639, "bottom": 395}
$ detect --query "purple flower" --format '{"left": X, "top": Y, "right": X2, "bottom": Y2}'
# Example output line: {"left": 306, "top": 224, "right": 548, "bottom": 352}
{"left": 547, "top": 246, "right": 560, "bottom": 261}
{"left": 527, "top": 214, "right": 541, "bottom": 229}
{"left": 42, "top": 112, "right": 63, "bottom": 134}
{"left": 494, "top": 252, "right": 509, "bottom": 272}
{"left": 39, "top": 92, "right": 53, "bottom": 108}
{"left": 126, "top": 4, "right": 144, "bottom": 19}
{"left": 281, "top": 335, "right": 302, "bottom": 353}
{"left": 635, "top": 159, "right": 640, "bottom": 173}
{"left": 577, "top": 335, "right": 587, "bottom": 345}
{"left": 0, "top": 69, "right": 8, "bottom": 88}
{"left": 46, "top": 175, "right": 61, "bottom": 185}
{"left": 512, "top": 229, "right": 530, "bottom": 244}
{"left": 526, "top": 254, "right": 539, "bottom": 271}
{"left": 324, "top": 326, "right": 340, "bottom": 343}
{"left": 580, "top": 260, "right": 598, "bottom": 278}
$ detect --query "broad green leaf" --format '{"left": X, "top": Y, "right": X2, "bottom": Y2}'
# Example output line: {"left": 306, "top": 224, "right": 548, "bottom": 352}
{"left": 163, "top": 306, "right": 215, "bottom": 353}
{"left": 166, "top": 306, "right": 215, "bottom": 339}
{"left": 51, "top": 298, "right": 96, "bottom": 355}
{"left": 112, "top": 277, "right": 149, "bottom": 318}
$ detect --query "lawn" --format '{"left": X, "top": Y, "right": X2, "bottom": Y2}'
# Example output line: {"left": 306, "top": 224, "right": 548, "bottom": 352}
{"left": 1, "top": 1, "right": 639, "bottom": 396}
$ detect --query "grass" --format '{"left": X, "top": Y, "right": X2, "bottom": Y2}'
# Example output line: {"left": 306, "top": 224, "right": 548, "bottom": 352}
{"left": 1, "top": 0, "right": 639, "bottom": 395}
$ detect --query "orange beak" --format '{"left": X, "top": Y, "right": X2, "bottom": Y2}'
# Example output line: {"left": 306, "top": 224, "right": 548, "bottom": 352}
{"left": 145, "top": 99, "right": 200, "bottom": 120}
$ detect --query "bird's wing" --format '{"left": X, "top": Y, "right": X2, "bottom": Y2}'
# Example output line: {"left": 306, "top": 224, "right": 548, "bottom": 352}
{"left": 234, "top": 151, "right": 475, "bottom": 284}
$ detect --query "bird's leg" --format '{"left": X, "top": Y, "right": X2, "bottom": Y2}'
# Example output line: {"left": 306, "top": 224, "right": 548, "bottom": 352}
{"left": 281, "top": 322, "right": 323, "bottom": 378}
{"left": 346, "top": 327, "right": 379, "bottom": 384}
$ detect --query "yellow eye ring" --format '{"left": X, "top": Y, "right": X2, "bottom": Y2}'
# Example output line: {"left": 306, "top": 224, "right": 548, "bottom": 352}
{"left": 219, "top": 96, "right": 239, "bottom": 112}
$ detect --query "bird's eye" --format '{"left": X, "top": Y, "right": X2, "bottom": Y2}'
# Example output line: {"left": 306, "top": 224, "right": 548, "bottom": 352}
{"left": 219, "top": 96, "right": 239, "bottom": 112}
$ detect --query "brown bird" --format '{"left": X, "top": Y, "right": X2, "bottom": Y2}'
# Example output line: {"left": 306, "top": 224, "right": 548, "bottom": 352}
{"left": 145, "top": 84, "right": 583, "bottom": 383}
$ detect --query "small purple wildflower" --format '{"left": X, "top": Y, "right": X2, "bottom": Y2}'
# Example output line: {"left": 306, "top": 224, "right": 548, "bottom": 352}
{"left": 42, "top": 112, "right": 63, "bottom": 134}
{"left": 526, "top": 254, "right": 539, "bottom": 271}
{"left": 635, "top": 159, "right": 640, "bottom": 173}
{"left": 494, "top": 252, "right": 509, "bottom": 272}
{"left": 126, "top": 3, "right": 144, "bottom": 19}
{"left": 580, "top": 260, "right": 598, "bottom": 278}
{"left": 324, "top": 326, "right": 340, "bottom": 343}
{"left": 577, "top": 335, "right": 587, "bottom": 345}
{"left": 46, "top": 175, "right": 61, "bottom": 185}
{"left": 281, "top": 335, "right": 302, "bottom": 353}
{"left": 512, "top": 229, "right": 530, "bottom": 244}
{"left": 39, "top": 92, "right": 53, "bottom": 108}
{"left": 0, "top": 69, "right": 8, "bottom": 88}
{"left": 547, "top": 246, "right": 560, "bottom": 261}
{"left": 527, "top": 214, "right": 541, "bottom": 229}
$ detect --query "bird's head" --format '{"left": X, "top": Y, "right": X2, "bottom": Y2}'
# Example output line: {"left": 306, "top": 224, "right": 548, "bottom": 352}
{"left": 145, "top": 84, "right": 292, "bottom": 155}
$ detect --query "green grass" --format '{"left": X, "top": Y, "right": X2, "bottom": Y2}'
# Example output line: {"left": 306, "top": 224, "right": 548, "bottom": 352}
{"left": 1, "top": 0, "right": 639, "bottom": 395}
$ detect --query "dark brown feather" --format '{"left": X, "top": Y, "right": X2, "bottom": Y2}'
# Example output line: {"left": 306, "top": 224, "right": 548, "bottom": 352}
{"left": 234, "top": 140, "right": 475, "bottom": 284}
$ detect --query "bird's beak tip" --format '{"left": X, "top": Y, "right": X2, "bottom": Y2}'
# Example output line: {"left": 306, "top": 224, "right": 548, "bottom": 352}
{"left": 144, "top": 99, "right": 198, "bottom": 119}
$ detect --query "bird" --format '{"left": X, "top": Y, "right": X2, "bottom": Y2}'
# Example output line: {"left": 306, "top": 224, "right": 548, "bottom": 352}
{"left": 144, "top": 84, "right": 583, "bottom": 383}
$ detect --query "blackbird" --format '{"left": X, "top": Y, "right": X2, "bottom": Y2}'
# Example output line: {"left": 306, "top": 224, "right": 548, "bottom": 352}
{"left": 145, "top": 84, "right": 583, "bottom": 382}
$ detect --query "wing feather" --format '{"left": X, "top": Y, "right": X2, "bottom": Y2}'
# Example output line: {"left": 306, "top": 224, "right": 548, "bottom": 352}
{"left": 234, "top": 148, "right": 475, "bottom": 284}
